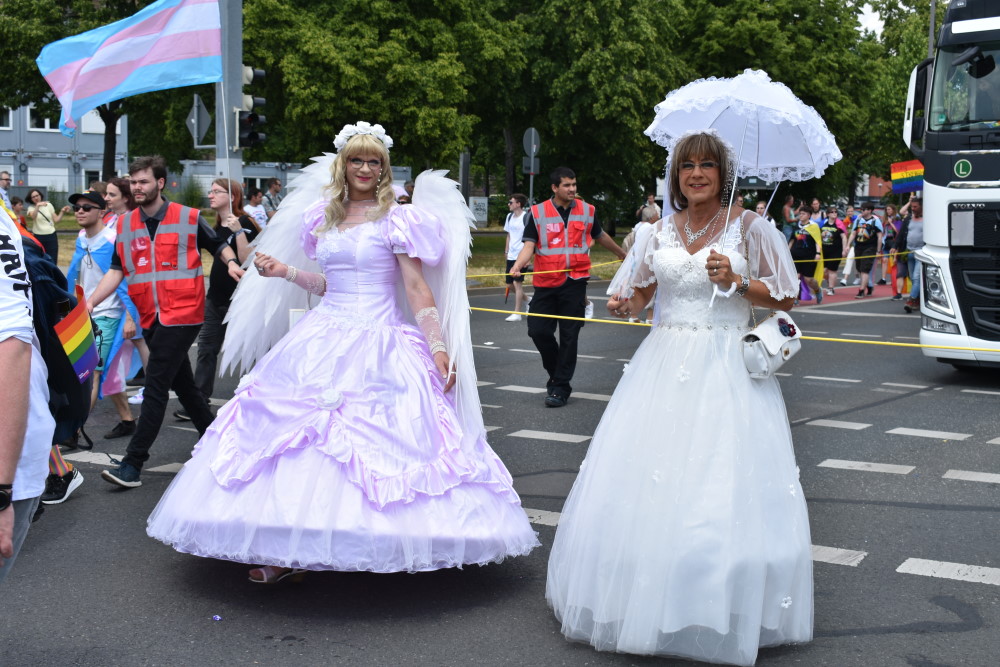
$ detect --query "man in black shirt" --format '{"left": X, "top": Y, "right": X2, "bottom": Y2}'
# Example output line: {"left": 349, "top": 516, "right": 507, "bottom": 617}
{"left": 510, "top": 167, "right": 626, "bottom": 407}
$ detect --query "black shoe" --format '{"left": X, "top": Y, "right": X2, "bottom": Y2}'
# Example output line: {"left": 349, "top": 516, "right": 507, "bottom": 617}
{"left": 41, "top": 468, "right": 84, "bottom": 505}
{"left": 877, "top": 279, "right": 887, "bottom": 285}
{"left": 103, "top": 420, "right": 136, "bottom": 439}
{"left": 544, "top": 394, "right": 568, "bottom": 408}
{"left": 867, "top": 284, "right": 874, "bottom": 296}
{"left": 101, "top": 461, "right": 142, "bottom": 488}
{"left": 173, "top": 409, "right": 192, "bottom": 421}
{"left": 126, "top": 368, "right": 145, "bottom": 387}
{"left": 854, "top": 290, "right": 865, "bottom": 299}
{"left": 57, "top": 432, "right": 79, "bottom": 451}
{"left": 32, "top": 502, "right": 44, "bottom": 523}
{"left": 891, "top": 294, "right": 902, "bottom": 301}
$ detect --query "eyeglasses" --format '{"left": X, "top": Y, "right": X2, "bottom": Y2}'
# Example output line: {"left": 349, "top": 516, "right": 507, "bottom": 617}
{"left": 348, "top": 158, "right": 382, "bottom": 170}
{"left": 72, "top": 204, "right": 102, "bottom": 212}
{"left": 0, "top": 177, "right": 10, "bottom": 182}
{"left": 679, "top": 161, "right": 719, "bottom": 172}
{"left": 208, "top": 189, "right": 231, "bottom": 196}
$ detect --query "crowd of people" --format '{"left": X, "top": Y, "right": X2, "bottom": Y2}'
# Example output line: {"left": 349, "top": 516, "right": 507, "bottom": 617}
{"left": 1, "top": 121, "right": 927, "bottom": 665}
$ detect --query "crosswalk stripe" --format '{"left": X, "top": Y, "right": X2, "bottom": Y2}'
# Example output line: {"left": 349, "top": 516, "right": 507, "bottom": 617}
{"left": 508, "top": 430, "right": 591, "bottom": 443}
{"left": 943, "top": 469, "right": 1000, "bottom": 484}
{"left": 524, "top": 508, "right": 561, "bottom": 526}
{"left": 807, "top": 419, "right": 872, "bottom": 430}
{"left": 818, "top": 459, "right": 915, "bottom": 475}
{"left": 496, "top": 385, "right": 547, "bottom": 394}
{"left": 62, "top": 451, "right": 118, "bottom": 464}
{"left": 484, "top": 426, "right": 501, "bottom": 433}
{"left": 147, "top": 462, "right": 185, "bottom": 473}
{"left": 476, "top": 381, "right": 495, "bottom": 386}
{"left": 897, "top": 558, "right": 1000, "bottom": 586}
{"left": 886, "top": 427, "right": 972, "bottom": 441}
{"left": 988, "top": 437, "right": 1000, "bottom": 445}
{"left": 811, "top": 545, "right": 868, "bottom": 567}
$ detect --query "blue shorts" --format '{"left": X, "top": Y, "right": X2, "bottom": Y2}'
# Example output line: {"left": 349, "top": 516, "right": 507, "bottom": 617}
{"left": 93, "top": 315, "right": 121, "bottom": 372}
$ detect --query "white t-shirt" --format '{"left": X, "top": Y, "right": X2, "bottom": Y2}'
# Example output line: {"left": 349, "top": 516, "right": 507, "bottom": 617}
{"left": 0, "top": 210, "right": 55, "bottom": 501}
{"left": 245, "top": 204, "right": 267, "bottom": 229}
{"left": 504, "top": 211, "right": 527, "bottom": 260}
{"left": 78, "top": 228, "right": 124, "bottom": 319}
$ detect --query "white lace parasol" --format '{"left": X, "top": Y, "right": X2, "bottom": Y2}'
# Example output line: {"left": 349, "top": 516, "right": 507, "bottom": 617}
{"left": 645, "top": 68, "right": 842, "bottom": 183}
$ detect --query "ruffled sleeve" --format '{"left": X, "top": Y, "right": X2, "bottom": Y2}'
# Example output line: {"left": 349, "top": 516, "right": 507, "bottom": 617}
{"left": 381, "top": 204, "right": 445, "bottom": 267}
{"left": 606, "top": 220, "right": 657, "bottom": 298}
{"left": 300, "top": 199, "right": 327, "bottom": 261}
{"left": 744, "top": 213, "right": 799, "bottom": 300}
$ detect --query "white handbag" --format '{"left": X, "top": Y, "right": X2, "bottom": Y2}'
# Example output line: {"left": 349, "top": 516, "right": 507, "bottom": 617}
{"left": 742, "top": 311, "right": 801, "bottom": 379}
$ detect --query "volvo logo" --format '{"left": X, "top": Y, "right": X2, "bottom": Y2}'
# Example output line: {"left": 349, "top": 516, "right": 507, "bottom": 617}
{"left": 953, "top": 203, "right": 987, "bottom": 209}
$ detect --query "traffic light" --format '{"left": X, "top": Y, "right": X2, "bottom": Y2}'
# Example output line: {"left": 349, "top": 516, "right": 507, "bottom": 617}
{"left": 238, "top": 65, "right": 266, "bottom": 148}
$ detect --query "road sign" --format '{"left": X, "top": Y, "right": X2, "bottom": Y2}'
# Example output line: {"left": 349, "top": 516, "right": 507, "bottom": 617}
{"left": 186, "top": 94, "right": 211, "bottom": 144}
{"left": 523, "top": 127, "right": 540, "bottom": 157}
{"left": 522, "top": 157, "right": 540, "bottom": 175}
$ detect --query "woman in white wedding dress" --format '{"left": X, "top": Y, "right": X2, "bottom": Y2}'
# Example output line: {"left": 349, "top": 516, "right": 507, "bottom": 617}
{"left": 546, "top": 131, "right": 813, "bottom": 666}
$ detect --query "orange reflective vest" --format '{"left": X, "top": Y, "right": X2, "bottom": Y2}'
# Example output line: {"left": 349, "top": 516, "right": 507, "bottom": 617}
{"left": 530, "top": 198, "right": 595, "bottom": 288}
{"left": 116, "top": 202, "right": 205, "bottom": 328}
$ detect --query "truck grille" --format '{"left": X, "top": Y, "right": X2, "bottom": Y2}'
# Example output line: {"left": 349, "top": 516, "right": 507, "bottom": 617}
{"left": 949, "top": 253, "right": 1000, "bottom": 341}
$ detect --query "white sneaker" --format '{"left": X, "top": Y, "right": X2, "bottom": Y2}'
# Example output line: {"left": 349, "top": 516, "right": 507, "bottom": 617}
{"left": 505, "top": 313, "right": 522, "bottom": 322}
{"left": 584, "top": 301, "right": 594, "bottom": 319}
{"left": 128, "top": 387, "right": 144, "bottom": 405}
{"left": 826, "top": 289, "right": 834, "bottom": 296}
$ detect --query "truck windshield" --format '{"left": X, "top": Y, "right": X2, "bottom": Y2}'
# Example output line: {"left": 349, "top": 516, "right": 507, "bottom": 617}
{"left": 929, "top": 41, "right": 1000, "bottom": 131}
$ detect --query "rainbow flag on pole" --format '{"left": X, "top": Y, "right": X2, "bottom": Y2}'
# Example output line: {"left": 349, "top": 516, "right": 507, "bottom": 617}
{"left": 891, "top": 160, "right": 924, "bottom": 193}
{"left": 53, "top": 285, "right": 99, "bottom": 383}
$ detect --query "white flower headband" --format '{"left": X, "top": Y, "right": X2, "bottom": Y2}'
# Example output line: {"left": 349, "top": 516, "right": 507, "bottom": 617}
{"left": 333, "top": 121, "right": 393, "bottom": 152}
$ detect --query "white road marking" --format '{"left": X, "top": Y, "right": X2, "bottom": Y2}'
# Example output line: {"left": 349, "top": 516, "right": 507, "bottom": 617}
{"left": 510, "top": 348, "right": 540, "bottom": 354}
{"left": 808, "top": 419, "right": 872, "bottom": 430}
{"left": 803, "top": 376, "right": 862, "bottom": 383}
{"left": 818, "top": 459, "right": 915, "bottom": 475}
{"left": 616, "top": 358, "right": 632, "bottom": 363}
{"left": 896, "top": 336, "right": 920, "bottom": 340}
{"left": 508, "top": 430, "right": 591, "bottom": 443}
{"left": 801, "top": 330, "right": 828, "bottom": 334}
{"left": 961, "top": 389, "right": 1000, "bottom": 396}
{"left": 168, "top": 425, "right": 199, "bottom": 433}
{"left": 943, "top": 469, "right": 1000, "bottom": 484}
{"left": 572, "top": 392, "right": 612, "bottom": 402}
{"left": 790, "top": 417, "right": 812, "bottom": 424}
{"left": 811, "top": 545, "right": 868, "bottom": 567}
{"left": 872, "top": 388, "right": 908, "bottom": 395}
{"left": 147, "top": 462, "right": 184, "bottom": 473}
{"left": 897, "top": 558, "right": 1000, "bottom": 586}
{"left": 62, "top": 451, "right": 119, "bottom": 465}
{"left": 484, "top": 426, "right": 502, "bottom": 433}
{"left": 480, "top": 404, "right": 501, "bottom": 409}
{"left": 476, "top": 381, "right": 495, "bottom": 386}
{"left": 577, "top": 354, "right": 605, "bottom": 360}
{"left": 988, "top": 437, "right": 1000, "bottom": 445}
{"left": 886, "top": 427, "right": 972, "bottom": 441}
{"left": 496, "top": 385, "right": 547, "bottom": 394}
{"left": 524, "top": 508, "right": 561, "bottom": 527}
{"left": 882, "top": 382, "right": 928, "bottom": 389}
{"left": 840, "top": 333, "right": 883, "bottom": 338}
{"left": 775, "top": 372, "right": 792, "bottom": 377}
{"left": 473, "top": 345, "right": 499, "bottom": 350}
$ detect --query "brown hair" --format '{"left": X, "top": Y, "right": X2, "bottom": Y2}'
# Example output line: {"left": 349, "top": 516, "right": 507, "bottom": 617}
{"left": 668, "top": 133, "right": 733, "bottom": 212}
{"left": 107, "top": 177, "right": 136, "bottom": 211}
{"left": 212, "top": 179, "right": 256, "bottom": 231}
{"left": 128, "top": 155, "right": 167, "bottom": 181}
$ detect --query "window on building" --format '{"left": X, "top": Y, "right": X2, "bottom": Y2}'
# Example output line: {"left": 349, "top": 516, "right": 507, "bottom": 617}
{"left": 27, "top": 105, "right": 60, "bottom": 131}
{"left": 0, "top": 108, "right": 11, "bottom": 129}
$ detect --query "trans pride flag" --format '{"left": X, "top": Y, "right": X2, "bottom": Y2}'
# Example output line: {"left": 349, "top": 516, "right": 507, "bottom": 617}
{"left": 53, "top": 286, "right": 99, "bottom": 383}
{"left": 891, "top": 159, "right": 924, "bottom": 194}
{"left": 35, "top": 0, "right": 222, "bottom": 137}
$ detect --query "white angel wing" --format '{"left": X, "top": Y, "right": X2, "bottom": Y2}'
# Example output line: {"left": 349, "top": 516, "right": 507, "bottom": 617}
{"left": 606, "top": 221, "right": 656, "bottom": 300}
{"left": 220, "top": 154, "right": 332, "bottom": 375}
{"left": 410, "top": 169, "right": 485, "bottom": 448}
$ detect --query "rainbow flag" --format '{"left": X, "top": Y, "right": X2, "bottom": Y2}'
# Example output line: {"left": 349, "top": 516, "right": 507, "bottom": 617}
{"left": 891, "top": 159, "right": 924, "bottom": 193}
{"left": 53, "top": 285, "right": 99, "bottom": 383}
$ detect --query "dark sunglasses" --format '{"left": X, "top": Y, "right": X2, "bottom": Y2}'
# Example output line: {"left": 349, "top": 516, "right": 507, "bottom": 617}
{"left": 72, "top": 204, "right": 103, "bottom": 212}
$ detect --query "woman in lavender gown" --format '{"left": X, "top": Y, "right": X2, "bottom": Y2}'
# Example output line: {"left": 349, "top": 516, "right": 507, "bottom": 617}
{"left": 147, "top": 123, "right": 539, "bottom": 583}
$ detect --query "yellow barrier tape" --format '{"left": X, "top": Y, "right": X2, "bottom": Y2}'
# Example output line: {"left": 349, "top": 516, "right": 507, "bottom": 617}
{"left": 469, "top": 307, "right": 1000, "bottom": 352}
{"left": 467, "top": 259, "right": 622, "bottom": 280}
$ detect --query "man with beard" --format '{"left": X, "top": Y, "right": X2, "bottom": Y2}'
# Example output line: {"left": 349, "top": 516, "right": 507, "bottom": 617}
{"left": 86, "top": 156, "right": 244, "bottom": 489}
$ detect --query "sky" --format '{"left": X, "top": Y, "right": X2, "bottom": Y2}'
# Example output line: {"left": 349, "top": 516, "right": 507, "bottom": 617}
{"left": 859, "top": 3, "right": 885, "bottom": 35}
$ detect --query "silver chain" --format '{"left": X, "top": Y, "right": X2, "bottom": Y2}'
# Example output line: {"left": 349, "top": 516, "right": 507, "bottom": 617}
{"left": 683, "top": 206, "right": 724, "bottom": 246}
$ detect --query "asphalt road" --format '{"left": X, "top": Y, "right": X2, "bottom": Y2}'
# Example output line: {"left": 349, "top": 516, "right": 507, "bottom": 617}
{"left": 4, "top": 285, "right": 999, "bottom": 667}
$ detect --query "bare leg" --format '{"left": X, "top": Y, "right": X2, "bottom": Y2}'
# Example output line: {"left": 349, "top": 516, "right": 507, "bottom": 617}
{"left": 109, "top": 392, "right": 134, "bottom": 422}
{"left": 513, "top": 281, "right": 525, "bottom": 313}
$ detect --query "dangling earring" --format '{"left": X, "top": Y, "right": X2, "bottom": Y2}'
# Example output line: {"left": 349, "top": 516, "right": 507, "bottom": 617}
{"left": 375, "top": 172, "right": 381, "bottom": 201}
{"left": 345, "top": 180, "right": 350, "bottom": 200}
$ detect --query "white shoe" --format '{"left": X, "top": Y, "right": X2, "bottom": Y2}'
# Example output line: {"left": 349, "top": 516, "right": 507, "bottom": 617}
{"left": 128, "top": 387, "right": 144, "bottom": 405}
{"left": 505, "top": 314, "right": 522, "bottom": 322}
{"left": 826, "top": 289, "right": 834, "bottom": 296}
{"left": 584, "top": 301, "right": 594, "bottom": 319}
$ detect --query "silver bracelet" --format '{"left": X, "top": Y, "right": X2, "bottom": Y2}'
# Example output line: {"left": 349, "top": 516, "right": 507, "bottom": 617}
{"left": 735, "top": 274, "right": 751, "bottom": 297}
{"left": 284, "top": 265, "right": 298, "bottom": 282}
{"left": 429, "top": 342, "right": 447, "bottom": 356}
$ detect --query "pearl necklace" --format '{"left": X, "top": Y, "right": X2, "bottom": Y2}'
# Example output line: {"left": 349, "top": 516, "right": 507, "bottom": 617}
{"left": 683, "top": 206, "right": 724, "bottom": 246}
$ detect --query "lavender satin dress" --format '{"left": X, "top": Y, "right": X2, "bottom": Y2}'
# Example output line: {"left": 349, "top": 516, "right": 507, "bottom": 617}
{"left": 147, "top": 203, "right": 539, "bottom": 572}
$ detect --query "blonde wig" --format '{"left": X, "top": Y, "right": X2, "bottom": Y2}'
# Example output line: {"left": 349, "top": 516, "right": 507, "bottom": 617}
{"left": 317, "top": 134, "right": 395, "bottom": 234}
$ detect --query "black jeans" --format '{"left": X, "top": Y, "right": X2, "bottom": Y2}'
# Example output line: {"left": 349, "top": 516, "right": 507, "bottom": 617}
{"left": 123, "top": 318, "right": 214, "bottom": 471}
{"left": 526, "top": 279, "right": 587, "bottom": 399}
{"left": 36, "top": 232, "right": 58, "bottom": 264}
{"left": 194, "top": 299, "right": 229, "bottom": 400}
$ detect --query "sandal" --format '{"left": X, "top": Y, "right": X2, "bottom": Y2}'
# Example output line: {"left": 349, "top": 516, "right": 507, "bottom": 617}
{"left": 248, "top": 566, "right": 307, "bottom": 584}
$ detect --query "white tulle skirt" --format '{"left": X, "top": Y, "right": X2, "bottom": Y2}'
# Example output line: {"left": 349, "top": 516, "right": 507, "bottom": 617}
{"left": 546, "top": 325, "right": 812, "bottom": 666}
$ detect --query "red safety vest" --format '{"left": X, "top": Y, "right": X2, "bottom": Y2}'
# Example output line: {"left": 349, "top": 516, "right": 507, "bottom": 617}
{"left": 530, "top": 198, "right": 595, "bottom": 288}
{"left": 116, "top": 202, "right": 205, "bottom": 328}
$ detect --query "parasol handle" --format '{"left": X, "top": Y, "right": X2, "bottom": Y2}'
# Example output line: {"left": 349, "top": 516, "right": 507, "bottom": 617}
{"left": 710, "top": 118, "right": 748, "bottom": 308}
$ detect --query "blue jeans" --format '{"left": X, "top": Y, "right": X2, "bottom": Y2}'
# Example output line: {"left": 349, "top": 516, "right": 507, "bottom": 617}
{"left": 0, "top": 496, "right": 41, "bottom": 585}
{"left": 908, "top": 255, "right": 921, "bottom": 300}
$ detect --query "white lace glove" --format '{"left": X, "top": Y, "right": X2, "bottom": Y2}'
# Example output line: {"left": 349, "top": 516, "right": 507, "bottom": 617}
{"left": 283, "top": 265, "right": 327, "bottom": 296}
{"left": 415, "top": 306, "right": 446, "bottom": 356}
